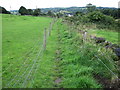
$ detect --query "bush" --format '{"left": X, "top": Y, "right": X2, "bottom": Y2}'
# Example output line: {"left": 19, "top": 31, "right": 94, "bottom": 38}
{"left": 87, "top": 11, "right": 115, "bottom": 25}
{"left": 87, "top": 11, "right": 105, "bottom": 22}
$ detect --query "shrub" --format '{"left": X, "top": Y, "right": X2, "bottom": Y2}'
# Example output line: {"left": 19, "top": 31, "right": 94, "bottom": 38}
{"left": 87, "top": 11, "right": 115, "bottom": 25}
{"left": 87, "top": 11, "right": 105, "bottom": 22}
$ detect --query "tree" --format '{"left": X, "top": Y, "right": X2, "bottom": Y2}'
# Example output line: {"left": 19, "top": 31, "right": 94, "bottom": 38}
{"left": 86, "top": 3, "right": 96, "bottom": 13}
{"left": 100, "top": 8, "right": 119, "bottom": 19}
{"left": 0, "top": 6, "right": 10, "bottom": 14}
{"left": 33, "top": 8, "right": 41, "bottom": 16}
{"left": 74, "top": 11, "right": 83, "bottom": 16}
{"left": 87, "top": 11, "right": 115, "bottom": 24}
{"left": 56, "top": 13, "right": 63, "bottom": 18}
{"left": 27, "top": 9, "right": 33, "bottom": 15}
{"left": 19, "top": 6, "right": 28, "bottom": 15}
{"left": 47, "top": 10, "right": 54, "bottom": 17}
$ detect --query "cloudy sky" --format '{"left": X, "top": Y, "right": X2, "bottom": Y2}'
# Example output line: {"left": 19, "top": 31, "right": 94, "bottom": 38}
{"left": 0, "top": 0, "right": 119, "bottom": 11}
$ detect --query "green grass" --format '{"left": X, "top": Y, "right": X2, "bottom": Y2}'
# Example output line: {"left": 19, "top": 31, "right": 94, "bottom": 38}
{"left": 2, "top": 14, "right": 54, "bottom": 88}
{"left": 31, "top": 19, "right": 59, "bottom": 88}
{"left": 57, "top": 21, "right": 118, "bottom": 88}
{"left": 2, "top": 14, "right": 119, "bottom": 88}
{"left": 88, "top": 29, "right": 119, "bottom": 44}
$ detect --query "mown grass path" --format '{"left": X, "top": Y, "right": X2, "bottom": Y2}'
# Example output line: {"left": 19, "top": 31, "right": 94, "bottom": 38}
{"left": 54, "top": 21, "right": 63, "bottom": 88}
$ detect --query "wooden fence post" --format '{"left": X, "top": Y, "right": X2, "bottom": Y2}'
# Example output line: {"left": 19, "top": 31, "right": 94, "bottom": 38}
{"left": 43, "top": 28, "right": 47, "bottom": 50}
{"left": 48, "top": 22, "right": 51, "bottom": 36}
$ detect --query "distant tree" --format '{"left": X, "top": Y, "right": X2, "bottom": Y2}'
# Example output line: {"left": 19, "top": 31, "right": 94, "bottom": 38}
{"left": 33, "top": 8, "right": 41, "bottom": 16}
{"left": 19, "top": 6, "right": 28, "bottom": 15}
{"left": 27, "top": 9, "right": 33, "bottom": 15}
{"left": 0, "top": 6, "right": 10, "bottom": 14}
{"left": 74, "top": 11, "right": 83, "bottom": 16}
{"left": 47, "top": 10, "right": 54, "bottom": 17}
{"left": 56, "top": 13, "right": 63, "bottom": 18}
{"left": 118, "top": 8, "right": 120, "bottom": 18}
{"left": 87, "top": 11, "right": 115, "bottom": 24}
{"left": 86, "top": 3, "right": 96, "bottom": 12}
{"left": 100, "top": 8, "right": 119, "bottom": 19}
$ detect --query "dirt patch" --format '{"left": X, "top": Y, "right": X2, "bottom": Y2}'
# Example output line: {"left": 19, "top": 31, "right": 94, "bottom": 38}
{"left": 93, "top": 73, "right": 120, "bottom": 88}
{"left": 55, "top": 77, "right": 62, "bottom": 84}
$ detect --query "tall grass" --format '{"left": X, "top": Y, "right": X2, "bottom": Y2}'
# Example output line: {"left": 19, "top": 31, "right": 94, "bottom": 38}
{"left": 58, "top": 20, "right": 118, "bottom": 88}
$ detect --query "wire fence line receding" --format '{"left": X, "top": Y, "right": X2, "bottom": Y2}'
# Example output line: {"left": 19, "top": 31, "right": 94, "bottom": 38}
{"left": 4, "top": 19, "right": 56, "bottom": 88}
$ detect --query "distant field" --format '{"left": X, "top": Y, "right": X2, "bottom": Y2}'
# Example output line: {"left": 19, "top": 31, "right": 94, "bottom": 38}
{"left": 88, "top": 29, "right": 119, "bottom": 44}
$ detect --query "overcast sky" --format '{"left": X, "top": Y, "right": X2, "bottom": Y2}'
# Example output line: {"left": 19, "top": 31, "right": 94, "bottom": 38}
{"left": 0, "top": 0, "right": 120, "bottom": 11}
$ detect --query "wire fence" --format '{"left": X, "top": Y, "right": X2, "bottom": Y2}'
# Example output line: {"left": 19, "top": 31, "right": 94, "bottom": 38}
{"left": 4, "top": 18, "right": 119, "bottom": 88}
{"left": 3, "top": 39, "right": 41, "bottom": 81}
{"left": 67, "top": 22, "right": 119, "bottom": 80}
{"left": 77, "top": 26, "right": 119, "bottom": 80}
{"left": 3, "top": 18, "right": 56, "bottom": 88}
{"left": 2, "top": 38, "right": 41, "bottom": 74}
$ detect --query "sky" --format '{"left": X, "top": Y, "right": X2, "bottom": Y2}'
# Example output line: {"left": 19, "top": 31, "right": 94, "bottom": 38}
{"left": 0, "top": 0, "right": 120, "bottom": 11}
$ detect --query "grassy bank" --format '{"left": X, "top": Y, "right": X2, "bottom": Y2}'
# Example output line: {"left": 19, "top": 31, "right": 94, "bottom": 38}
{"left": 58, "top": 21, "right": 118, "bottom": 88}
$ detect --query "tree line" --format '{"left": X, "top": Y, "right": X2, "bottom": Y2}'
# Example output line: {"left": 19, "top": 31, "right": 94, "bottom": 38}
{"left": 0, "top": 6, "right": 55, "bottom": 17}
{"left": 0, "top": 6, "right": 10, "bottom": 14}
{"left": 0, "top": 5, "right": 120, "bottom": 19}
{"left": 65, "top": 3, "right": 120, "bottom": 31}
{"left": 18, "top": 6, "right": 55, "bottom": 16}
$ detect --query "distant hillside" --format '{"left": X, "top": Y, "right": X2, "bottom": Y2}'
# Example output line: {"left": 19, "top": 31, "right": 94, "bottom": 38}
{"left": 11, "top": 7, "right": 117, "bottom": 14}
{"left": 41, "top": 7, "right": 117, "bottom": 13}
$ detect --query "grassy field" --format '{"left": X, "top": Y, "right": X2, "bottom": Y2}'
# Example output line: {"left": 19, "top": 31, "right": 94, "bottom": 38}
{"left": 88, "top": 29, "right": 119, "bottom": 44}
{"left": 2, "top": 14, "right": 119, "bottom": 88}
{"left": 2, "top": 14, "right": 54, "bottom": 87}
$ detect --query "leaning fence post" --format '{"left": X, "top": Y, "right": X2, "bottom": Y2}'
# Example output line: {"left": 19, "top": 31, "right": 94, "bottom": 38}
{"left": 43, "top": 28, "right": 47, "bottom": 50}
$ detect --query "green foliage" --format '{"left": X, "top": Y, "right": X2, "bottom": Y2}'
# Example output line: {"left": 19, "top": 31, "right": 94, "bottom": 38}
{"left": 19, "top": 6, "right": 28, "bottom": 15}
{"left": 27, "top": 9, "right": 33, "bottom": 15}
{"left": 74, "top": 11, "right": 84, "bottom": 16}
{"left": 56, "top": 13, "right": 64, "bottom": 18}
{"left": 100, "top": 8, "right": 120, "bottom": 19}
{"left": 87, "top": 11, "right": 105, "bottom": 22}
{"left": 33, "top": 8, "right": 41, "bottom": 16}
{"left": 0, "top": 6, "right": 10, "bottom": 14}
{"left": 47, "top": 10, "right": 55, "bottom": 17}
{"left": 87, "top": 11, "right": 115, "bottom": 25}
{"left": 58, "top": 21, "right": 118, "bottom": 88}
{"left": 86, "top": 3, "right": 97, "bottom": 12}
{"left": 66, "top": 10, "right": 118, "bottom": 31}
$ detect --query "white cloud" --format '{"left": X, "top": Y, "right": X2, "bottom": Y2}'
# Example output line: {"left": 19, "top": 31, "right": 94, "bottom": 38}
{"left": 0, "top": 0, "right": 119, "bottom": 10}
